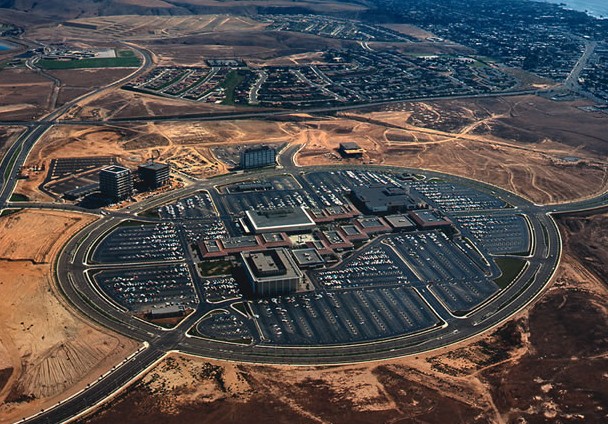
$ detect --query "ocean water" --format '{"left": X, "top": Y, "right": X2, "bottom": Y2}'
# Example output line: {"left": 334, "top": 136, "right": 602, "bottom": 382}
{"left": 542, "top": 0, "right": 608, "bottom": 18}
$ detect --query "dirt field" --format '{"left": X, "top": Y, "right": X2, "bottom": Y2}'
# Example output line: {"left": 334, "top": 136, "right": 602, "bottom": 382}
{"left": 0, "top": 68, "right": 54, "bottom": 120}
{"left": 297, "top": 96, "right": 608, "bottom": 204}
{"left": 0, "top": 210, "right": 139, "bottom": 423}
{"left": 0, "top": 126, "right": 26, "bottom": 160}
{"left": 21, "top": 94, "right": 608, "bottom": 204}
{"left": 16, "top": 118, "right": 300, "bottom": 200}
{"left": 30, "top": 15, "right": 268, "bottom": 45}
{"left": 48, "top": 68, "right": 135, "bottom": 108}
{"left": 81, "top": 209, "right": 608, "bottom": 424}
{"left": 0, "top": 209, "right": 91, "bottom": 263}
{"left": 71, "top": 90, "right": 253, "bottom": 121}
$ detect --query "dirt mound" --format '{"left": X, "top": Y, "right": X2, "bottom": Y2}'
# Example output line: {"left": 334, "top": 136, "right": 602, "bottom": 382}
{"left": 0, "top": 211, "right": 138, "bottom": 422}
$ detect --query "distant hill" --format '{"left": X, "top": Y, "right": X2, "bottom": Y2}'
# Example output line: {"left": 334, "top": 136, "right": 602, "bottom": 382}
{"left": 0, "top": 0, "right": 369, "bottom": 21}
{"left": 0, "top": 0, "right": 190, "bottom": 20}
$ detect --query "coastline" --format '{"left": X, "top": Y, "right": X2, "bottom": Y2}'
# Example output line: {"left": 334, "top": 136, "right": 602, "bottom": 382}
{"left": 541, "top": 0, "right": 608, "bottom": 19}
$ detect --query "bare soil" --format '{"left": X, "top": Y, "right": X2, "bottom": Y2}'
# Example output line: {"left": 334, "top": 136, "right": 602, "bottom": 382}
{"left": 83, "top": 211, "right": 608, "bottom": 424}
{"left": 0, "top": 209, "right": 91, "bottom": 263}
{"left": 0, "top": 69, "right": 54, "bottom": 120}
{"left": 0, "top": 210, "right": 138, "bottom": 423}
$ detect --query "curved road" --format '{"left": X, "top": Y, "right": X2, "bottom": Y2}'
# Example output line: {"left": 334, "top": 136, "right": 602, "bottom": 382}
{"left": 22, "top": 159, "right": 608, "bottom": 423}
{"left": 0, "top": 45, "right": 605, "bottom": 424}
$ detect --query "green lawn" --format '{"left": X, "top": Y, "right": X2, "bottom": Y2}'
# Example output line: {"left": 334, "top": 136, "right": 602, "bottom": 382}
{"left": 220, "top": 70, "right": 246, "bottom": 105}
{"left": 37, "top": 50, "right": 140, "bottom": 69}
{"left": 493, "top": 257, "right": 527, "bottom": 288}
{"left": 199, "top": 260, "right": 235, "bottom": 276}
{"left": 9, "top": 193, "right": 28, "bottom": 202}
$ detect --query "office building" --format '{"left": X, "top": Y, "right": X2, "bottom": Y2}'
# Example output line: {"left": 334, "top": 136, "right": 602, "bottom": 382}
{"left": 138, "top": 162, "right": 170, "bottom": 189}
{"left": 240, "top": 146, "right": 276, "bottom": 169}
{"left": 99, "top": 165, "right": 133, "bottom": 201}
{"left": 241, "top": 249, "right": 303, "bottom": 297}
{"left": 338, "top": 142, "right": 365, "bottom": 158}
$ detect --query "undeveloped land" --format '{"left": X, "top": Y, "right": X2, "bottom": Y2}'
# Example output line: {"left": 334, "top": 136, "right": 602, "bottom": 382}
{"left": 0, "top": 126, "right": 26, "bottom": 160}
{"left": 71, "top": 89, "right": 252, "bottom": 121}
{"left": 49, "top": 68, "right": 136, "bottom": 108}
{"left": 0, "top": 210, "right": 138, "bottom": 423}
{"left": 21, "top": 94, "right": 608, "bottom": 204}
{"left": 84, "top": 211, "right": 608, "bottom": 424}
{"left": 0, "top": 69, "right": 54, "bottom": 120}
{"left": 298, "top": 96, "right": 608, "bottom": 204}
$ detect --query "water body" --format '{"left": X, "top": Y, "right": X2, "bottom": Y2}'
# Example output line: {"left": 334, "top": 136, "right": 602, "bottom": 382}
{"left": 542, "top": 0, "right": 608, "bottom": 18}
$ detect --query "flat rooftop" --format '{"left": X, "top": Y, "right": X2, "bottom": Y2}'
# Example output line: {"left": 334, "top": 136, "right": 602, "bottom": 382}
{"left": 221, "top": 236, "right": 259, "bottom": 249}
{"left": 341, "top": 224, "right": 363, "bottom": 236}
{"left": 410, "top": 210, "right": 447, "bottom": 224}
{"left": 203, "top": 240, "right": 221, "bottom": 253}
{"left": 385, "top": 214, "right": 416, "bottom": 228}
{"left": 356, "top": 216, "right": 387, "bottom": 228}
{"left": 261, "top": 232, "right": 287, "bottom": 243}
{"left": 292, "top": 248, "right": 324, "bottom": 267}
{"left": 246, "top": 206, "right": 316, "bottom": 233}
{"left": 101, "top": 165, "right": 130, "bottom": 174}
{"left": 139, "top": 162, "right": 169, "bottom": 171}
{"left": 351, "top": 185, "right": 420, "bottom": 212}
{"left": 242, "top": 249, "right": 302, "bottom": 281}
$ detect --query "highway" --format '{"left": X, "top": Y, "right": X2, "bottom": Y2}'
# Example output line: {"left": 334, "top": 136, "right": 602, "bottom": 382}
{"left": 0, "top": 43, "right": 155, "bottom": 213}
{"left": 24, "top": 161, "right": 589, "bottom": 424}
{"left": 0, "top": 42, "right": 606, "bottom": 424}
{"left": 0, "top": 88, "right": 539, "bottom": 128}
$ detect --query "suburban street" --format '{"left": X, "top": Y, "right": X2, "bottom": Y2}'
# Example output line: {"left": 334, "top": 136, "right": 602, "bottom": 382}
{"left": 0, "top": 40, "right": 605, "bottom": 424}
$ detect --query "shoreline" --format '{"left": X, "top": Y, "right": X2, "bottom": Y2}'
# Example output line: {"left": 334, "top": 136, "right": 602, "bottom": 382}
{"left": 541, "top": 0, "right": 608, "bottom": 19}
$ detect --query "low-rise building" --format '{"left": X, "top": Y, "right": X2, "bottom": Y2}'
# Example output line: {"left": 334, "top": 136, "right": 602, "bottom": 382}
{"left": 241, "top": 249, "right": 303, "bottom": 297}
{"left": 243, "top": 206, "right": 317, "bottom": 234}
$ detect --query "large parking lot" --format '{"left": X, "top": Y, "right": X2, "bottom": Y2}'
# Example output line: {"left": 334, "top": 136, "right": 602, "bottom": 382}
{"left": 304, "top": 170, "right": 405, "bottom": 206}
{"left": 313, "top": 244, "right": 418, "bottom": 289}
{"left": 195, "top": 310, "right": 253, "bottom": 343}
{"left": 224, "top": 175, "right": 300, "bottom": 193}
{"left": 387, "top": 232, "right": 499, "bottom": 313}
{"left": 220, "top": 188, "right": 320, "bottom": 215}
{"left": 92, "top": 223, "right": 185, "bottom": 263}
{"left": 181, "top": 220, "right": 228, "bottom": 243}
{"left": 249, "top": 287, "right": 440, "bottom": 345}
{"left": 410, "top": 181, "right": 506, "bottom": 211}
{"left": 455, "top": 214, "right": 530, "bottom": 254}
{"left": 202, "top": 276, "right": 242, "bottom": 303}
{"left": 86, "top": 167, "right": 538, "bottom": 346}
{"left": 93, "top": 263, "right": 197, "bottom": 312}
{"left": 159, "top": 191, "right": 217, "bottom": 219}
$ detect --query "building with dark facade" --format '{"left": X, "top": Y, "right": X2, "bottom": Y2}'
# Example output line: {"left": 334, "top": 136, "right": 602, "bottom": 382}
{"left": 241, "top": 248, "right": 303, "bottom": 297}
{"left": 338, "top": 142, "right": 365, "bottom": 158}
{"left": 99, "top": 165, "right": 133, "bottom": 201}
{"left": 240, "top": 146, "right": 276, "bottom": 169}
{"left": 350, "top": 185, "right": 425, "bottom": 214}
{"left": 138, "top": 162, "right": 170, "bottom": 189}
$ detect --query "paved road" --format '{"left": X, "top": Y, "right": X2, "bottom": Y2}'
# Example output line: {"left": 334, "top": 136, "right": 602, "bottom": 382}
{"left": 1, "top": 43, "right": 606, "bottom": 424}
{"left": 0, "top": 44, "right": 155, "bottom": 212}
{"left": 22, "top": 165, "right": 569, "bottom": 423}
{"left": 0, "top": 89, "right": 539, "bottom": 128}
{"left": 4, "top": 134, "right": 606, "bottom": 423}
